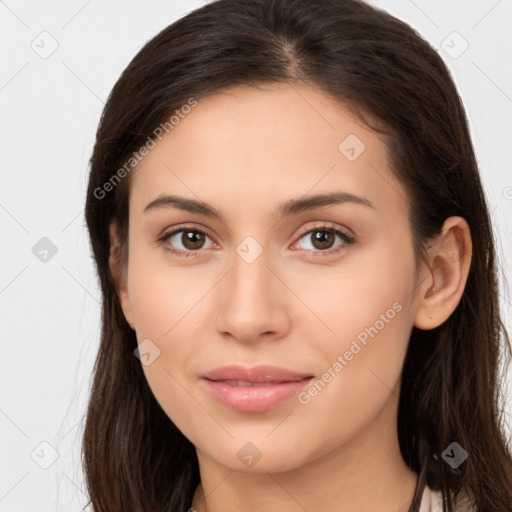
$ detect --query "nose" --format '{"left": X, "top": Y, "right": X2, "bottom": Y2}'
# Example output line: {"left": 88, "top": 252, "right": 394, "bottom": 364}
{"left": 214, "top": 242, "right": 290, "bottom": 345}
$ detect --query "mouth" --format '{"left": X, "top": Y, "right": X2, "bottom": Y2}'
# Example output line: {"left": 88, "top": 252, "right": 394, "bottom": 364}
{"left": 211, "top": 379, "right": 301, "bottom": 387}
{"left": 200, "top": 365, "right": 314, "bottom": 412}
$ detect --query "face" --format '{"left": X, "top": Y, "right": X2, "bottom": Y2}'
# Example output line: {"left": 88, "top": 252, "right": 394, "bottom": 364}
{"left": 115, "top": 82, "right": 426, "bottom": 473}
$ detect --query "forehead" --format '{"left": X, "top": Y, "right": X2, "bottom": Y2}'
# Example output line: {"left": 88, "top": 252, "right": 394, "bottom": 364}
{"left": 129, "top": 82, "right": 406, "bottom": 220}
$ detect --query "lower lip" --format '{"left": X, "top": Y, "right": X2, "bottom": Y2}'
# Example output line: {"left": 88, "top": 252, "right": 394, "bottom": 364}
{"left": 202, "top": 377, "right": 313, "bottom": 412}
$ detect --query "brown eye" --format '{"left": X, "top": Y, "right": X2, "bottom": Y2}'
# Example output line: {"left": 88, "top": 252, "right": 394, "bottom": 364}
{"left": 308, "top": 230, "right": 336, "bottom": 250}
{"left": 180, "top": 230, "right": 206, "bottom": 250}
{"left": 294, "top": 225, "right": 354, "bottom": 255}
{"left": 160, "top": 227, "right": 215, "bottom": 256}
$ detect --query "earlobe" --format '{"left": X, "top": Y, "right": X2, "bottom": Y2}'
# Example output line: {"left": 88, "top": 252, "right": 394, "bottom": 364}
{"left": 413, "top": 216, "right": 472, "bottom": 330}
{"left": 109, "top": 221, "right": 135, "bottom": 329}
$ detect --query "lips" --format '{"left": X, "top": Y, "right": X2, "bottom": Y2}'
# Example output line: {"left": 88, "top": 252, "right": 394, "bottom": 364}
{"left": 218, "top": 380, "right": 283, "bottom": 387}
{"left": 201, "top": 364, "right": 314, "bottom": 412}
{"left": 202, "top": 364, "right": 312, "bottom": 383}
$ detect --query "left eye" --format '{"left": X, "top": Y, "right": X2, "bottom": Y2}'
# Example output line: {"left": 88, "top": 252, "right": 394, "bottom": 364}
{"left": 292, "top": 226, "right": 354, "bottom": 253}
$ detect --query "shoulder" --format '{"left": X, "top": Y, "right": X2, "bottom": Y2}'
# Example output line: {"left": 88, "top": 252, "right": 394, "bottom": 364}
{"left": 419, "top": 484, "right": 477, "bottom": 512}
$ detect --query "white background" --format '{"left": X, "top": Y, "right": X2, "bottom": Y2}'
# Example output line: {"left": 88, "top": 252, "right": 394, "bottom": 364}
{"left": 1, "top": 1, "right": 511, "bottom": 510}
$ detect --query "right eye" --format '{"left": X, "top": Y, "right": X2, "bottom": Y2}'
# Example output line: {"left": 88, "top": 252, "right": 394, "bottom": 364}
{"left": 158, "top": 226, "right": 217, "bottom": 257}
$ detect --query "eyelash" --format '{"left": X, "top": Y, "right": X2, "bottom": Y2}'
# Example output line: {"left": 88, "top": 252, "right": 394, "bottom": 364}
{"left": 157, "top": 222, "right": 356, "bottom": 259}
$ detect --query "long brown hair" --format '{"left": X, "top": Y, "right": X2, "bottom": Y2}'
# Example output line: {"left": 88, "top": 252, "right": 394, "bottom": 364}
{"left": 82, "top": 0, "right": 512, "bottom": 510}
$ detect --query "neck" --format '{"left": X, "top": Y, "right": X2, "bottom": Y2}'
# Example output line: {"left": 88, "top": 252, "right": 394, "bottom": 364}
{"left": 192, "top": 460, "right": 418, "bottom": 512}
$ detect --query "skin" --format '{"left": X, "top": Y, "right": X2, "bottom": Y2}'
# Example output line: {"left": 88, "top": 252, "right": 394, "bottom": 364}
{"left": 110, "top": 82, "right": 472, "bottom": 512}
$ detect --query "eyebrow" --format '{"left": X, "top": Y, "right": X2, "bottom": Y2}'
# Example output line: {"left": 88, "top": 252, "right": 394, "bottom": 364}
{"left": 143, "top": 191, "right": 374, "bottom": 221}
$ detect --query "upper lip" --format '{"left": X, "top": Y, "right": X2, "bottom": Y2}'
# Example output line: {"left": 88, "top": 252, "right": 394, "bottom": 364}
{"left": 201, "top": 364, "right": 313, "bottom": 383}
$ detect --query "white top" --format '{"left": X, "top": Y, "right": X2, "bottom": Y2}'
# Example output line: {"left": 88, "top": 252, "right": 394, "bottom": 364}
{"left": 419, "top": 484, "right": 476, "bottom": 512}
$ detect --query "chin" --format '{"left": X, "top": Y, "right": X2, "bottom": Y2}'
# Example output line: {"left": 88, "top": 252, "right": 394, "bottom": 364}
{"left": 196, "top": 436, "right": 317, "bottom": 474}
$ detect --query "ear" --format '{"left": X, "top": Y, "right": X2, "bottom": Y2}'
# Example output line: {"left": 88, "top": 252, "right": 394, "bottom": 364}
{"left": 414, "top": 216, "right": 472, "bottom": 330}
{"left": 109, "top": 221, "right": 135, "bottom": 330}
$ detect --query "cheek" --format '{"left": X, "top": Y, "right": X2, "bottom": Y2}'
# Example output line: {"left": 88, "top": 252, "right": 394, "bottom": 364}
{"left": 126, "top": 250, "right": 215, "bottom": 423}
{"left": 292, "top": 242, "right": 416, "bottom": 409}
{"left": 288, "top": 236, "right": 415, "bottom": 357}
{"left": 129, "top": 266, "right": 207, "bottom": 367}
{"left": 127, "top": 239, "right": 211, "bottom": 340}
{"left": 286, "top": 290, "right": 414, "bottom": 464}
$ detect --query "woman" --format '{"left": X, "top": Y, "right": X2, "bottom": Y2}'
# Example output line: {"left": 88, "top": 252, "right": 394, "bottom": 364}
{"left": 82, "top": 0, "right": 512, "bottom": 510}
